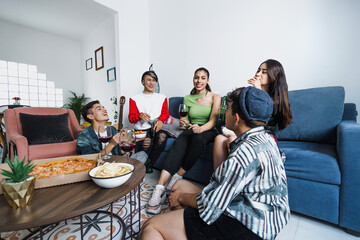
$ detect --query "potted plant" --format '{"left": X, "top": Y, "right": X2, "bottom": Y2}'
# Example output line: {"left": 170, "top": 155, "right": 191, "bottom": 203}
{"left": 1, "top": 156, "right": 36, "bottom": 208}
{"left": 12, "top": 97, "right": 21, "bottom": 105}
{"left": 110, "top": 96, "right": 118, "bottom": 124}
{"left": 63, "top": 91, "right": 89, "bottom": 123}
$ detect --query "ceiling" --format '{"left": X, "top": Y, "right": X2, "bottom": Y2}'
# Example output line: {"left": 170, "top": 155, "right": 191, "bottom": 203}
{"left": 0, "top": 0, "right": 116, "bottom": 41}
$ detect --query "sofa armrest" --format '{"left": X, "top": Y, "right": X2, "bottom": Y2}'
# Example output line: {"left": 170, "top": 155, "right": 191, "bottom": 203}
{"left": 71, "top": 125, "right": 83, "bottom": 139}
{"left": 7, "top": 133, "right": 29, "bottom": 163}
{"left": 337, "top": 121, "right": 360, "bottom": 232}
{"left": 68, "top": 109, "right": 82, "bottom": 139}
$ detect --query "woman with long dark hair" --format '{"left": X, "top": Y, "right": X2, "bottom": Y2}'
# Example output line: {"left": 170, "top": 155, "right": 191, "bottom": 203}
{"left": 146, "top": 67, "right": 221, "bottom": 215}
{"left": 213, "top": 59, "right": 293, "bottom": 169}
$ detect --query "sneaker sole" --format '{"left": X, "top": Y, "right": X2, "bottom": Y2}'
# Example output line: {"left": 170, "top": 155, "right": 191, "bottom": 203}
{"left": 146, "top": 204, "right": 162, "bottom": 215}
{"left": 146, "top": 192, "right": 167, "bottom": 215}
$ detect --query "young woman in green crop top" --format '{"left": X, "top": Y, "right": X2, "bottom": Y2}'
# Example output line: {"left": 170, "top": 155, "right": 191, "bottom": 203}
{"left": 146, "top": 67, "right": 221, "bottom": 215}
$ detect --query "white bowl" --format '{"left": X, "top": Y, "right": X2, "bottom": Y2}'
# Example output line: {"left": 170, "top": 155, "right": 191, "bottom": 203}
{"left": 134, "top": 130, "right": 147, "bottom": 139}
{"left": 89, "top": 163, "right": 134, "bottom": 188}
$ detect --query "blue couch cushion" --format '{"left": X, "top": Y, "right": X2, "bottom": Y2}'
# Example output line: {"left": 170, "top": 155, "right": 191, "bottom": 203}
{"left": 342, "top": 103, "right": 358, "bottom": 121}
{"left": 279, "top": 141, "right": 341, "bottom": 185}
{"left": 287, "top": 177, "right": 339, "bottom": 225}
{"left": 169, "top": 97, "right": 184, "bottom": 119}
{"left": 276, "top": 86, "right": 345, "bottom": 144}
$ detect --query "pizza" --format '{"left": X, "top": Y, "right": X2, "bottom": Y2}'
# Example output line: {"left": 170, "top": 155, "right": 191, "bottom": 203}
{"left": 30, "top": 158, "right": 97, "bottom": 179}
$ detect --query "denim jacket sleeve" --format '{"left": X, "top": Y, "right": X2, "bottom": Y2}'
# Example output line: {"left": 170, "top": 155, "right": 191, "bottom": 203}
{"left": 76, "top": 126, "right": 102, "bottom": 155}
{"left": 110, "top": 126, "right": 122, "bottom": 156}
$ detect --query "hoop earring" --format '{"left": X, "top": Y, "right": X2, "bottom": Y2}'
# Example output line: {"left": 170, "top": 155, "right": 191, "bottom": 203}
{"left": 234, "top": 122, "right": 238, "bottom": 127}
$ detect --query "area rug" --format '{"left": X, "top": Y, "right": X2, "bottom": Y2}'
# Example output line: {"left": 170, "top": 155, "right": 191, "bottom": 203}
{"left": 0, "top": 182, "right": 169, "bottom": 240}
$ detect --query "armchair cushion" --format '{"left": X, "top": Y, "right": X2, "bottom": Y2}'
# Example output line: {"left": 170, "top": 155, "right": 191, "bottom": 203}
{"left": 20, "top": 113, "right": 74, "bottom": 145}
{"left": 28, "top": 140, "right": 78, "bottom": 160}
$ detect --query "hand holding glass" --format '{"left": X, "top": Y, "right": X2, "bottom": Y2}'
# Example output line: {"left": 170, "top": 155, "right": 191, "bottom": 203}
{"left": 178, "top": 104, "right": 188, "bottom": 129}
{"left": 98, "top": 125, "right": 112, "bottom": 160}
{"left": 120, "top": 129, "right": 136, "bottom": 161}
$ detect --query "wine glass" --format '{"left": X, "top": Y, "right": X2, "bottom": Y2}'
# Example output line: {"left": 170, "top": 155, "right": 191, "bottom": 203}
{"left": 98, "top": 125, "right": 113, "bottom": 160}
{"left": 119, "top": 128, "right": 136, "bottom": 161}
{"left": 178, "top": 104, "right": 189, "bottom": 129}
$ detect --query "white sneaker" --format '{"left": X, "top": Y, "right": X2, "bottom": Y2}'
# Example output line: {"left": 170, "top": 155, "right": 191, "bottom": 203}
{"left": 166, "top": 174, "right": 183, "bottom": 191}
{"left": 146, "top": 185, "right": 166, "bottom": 215}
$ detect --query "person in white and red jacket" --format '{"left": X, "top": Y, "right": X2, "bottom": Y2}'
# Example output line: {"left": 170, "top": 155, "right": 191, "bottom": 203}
{"left": 129, "top": 70, "right": 169, "bottom": 173}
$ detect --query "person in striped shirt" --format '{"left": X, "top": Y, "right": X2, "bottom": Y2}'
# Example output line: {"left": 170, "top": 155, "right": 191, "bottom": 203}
{"left": 138, "top": 86, "right": 290, "bottom": 240}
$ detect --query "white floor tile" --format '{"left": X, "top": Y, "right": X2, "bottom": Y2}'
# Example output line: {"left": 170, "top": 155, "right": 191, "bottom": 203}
{"left": 277, "top": 214, "right": 301, "bottom": 240}
{"left": 292, "top": 214, "right": 358, "bottom": 240}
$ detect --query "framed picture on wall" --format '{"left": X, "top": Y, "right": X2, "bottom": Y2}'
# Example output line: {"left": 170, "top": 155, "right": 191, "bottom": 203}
{"left": 95, "top": 46, "right": 104, "bottom": 71}
{"left": 107, "top": 67, "right": 116, "bottom": 82}
{"left": 86, "top": 58, "right": 92, "bottom": 70}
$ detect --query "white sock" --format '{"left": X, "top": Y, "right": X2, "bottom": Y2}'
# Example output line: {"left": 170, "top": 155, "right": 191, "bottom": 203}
{"left": 174, "top": 173, "right": 183, "bottom": 180}
{"left": 155, "top": 184, "right": 165, "bottom": 190}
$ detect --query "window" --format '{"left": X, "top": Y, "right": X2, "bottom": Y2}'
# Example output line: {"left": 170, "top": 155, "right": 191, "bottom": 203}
{"left": 0, "top": 60, "right": 63, "bottom": 107}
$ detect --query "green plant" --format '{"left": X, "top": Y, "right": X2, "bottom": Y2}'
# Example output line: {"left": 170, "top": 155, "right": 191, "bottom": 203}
{"left": 110, "top": 96, "right": 118, "bottom": 124}
{"left": 1, "top": 156, "right": 35, "bottom": 183}
{"left": 63, "top": 91, "right": 90, "bottom": 123}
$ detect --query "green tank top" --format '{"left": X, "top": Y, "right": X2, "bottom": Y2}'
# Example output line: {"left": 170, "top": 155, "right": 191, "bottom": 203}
{"left": 183, "top": 91, "right": 212, "bottom": 125}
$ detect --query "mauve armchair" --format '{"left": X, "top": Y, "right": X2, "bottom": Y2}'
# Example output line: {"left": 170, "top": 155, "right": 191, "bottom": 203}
{"left": 4, "top": 107, "right": 82, "bottom": 162}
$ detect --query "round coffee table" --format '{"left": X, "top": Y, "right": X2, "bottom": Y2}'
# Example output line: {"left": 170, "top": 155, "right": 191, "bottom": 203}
{"left": 0, "top": 155, "right": 145, "bottom": 239}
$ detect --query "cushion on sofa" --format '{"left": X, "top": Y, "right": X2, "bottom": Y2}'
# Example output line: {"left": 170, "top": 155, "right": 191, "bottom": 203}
{"left": 287, "top": 177, "right": 339, "bottom": 225}
{"left": 28, "top": 140, "right": 78, "bottom": 161}
{"left": 279, "top": 141, "right": 341, "bottom": 185}
{"left": 169, "top": 97, "right": 184, "bottom": 119}
{"left": 276, "top": 86, "right": 345, "bottom": 144}
{"left": 20, "top": 113, "right": 74, "bottom": 145}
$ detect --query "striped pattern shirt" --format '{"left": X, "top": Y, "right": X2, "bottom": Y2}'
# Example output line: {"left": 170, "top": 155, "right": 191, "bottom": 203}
{"left": 196, "top": 127, "right": 290, "bottom": 240}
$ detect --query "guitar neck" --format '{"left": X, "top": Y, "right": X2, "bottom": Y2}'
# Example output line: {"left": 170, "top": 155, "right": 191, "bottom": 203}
{"left": 118, "top": 96, "right": 126, "bottom": 131}
{"left": 118, "top": 106, "right": 124, "bottom": 131}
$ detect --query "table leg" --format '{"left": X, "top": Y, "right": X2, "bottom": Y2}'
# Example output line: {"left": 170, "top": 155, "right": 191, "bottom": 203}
{"left": 137, "top": 185, "right": 141, "bottom": 233}
{"left": 39, "top": 226, "right": 43, "bottom": 240}
{"left": 80, "top": 214, "right": 84, "bottom": 240}
{"left": 126, "top": 184, "right": 141, "bottom": 240}
{"left": 110, "top": 203, "right": 113, "bottom": 240}
{"left": 94, "top": 209, "right": 125, "bottom": 240}
{"left": 130, "top": 188, "right": 134, "bottom": 239}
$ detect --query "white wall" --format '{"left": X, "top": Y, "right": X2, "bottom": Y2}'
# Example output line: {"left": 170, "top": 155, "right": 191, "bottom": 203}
{"left": 96, "top": 0, "right": 151, "bottom": 127}
{"left": 81, "top": 15, "right": 117, "bottom": 124}
{"left": 149, "top": 1, "right": 360, "bottom": 108}
{"left": 97, "top": 0, "right": 360, "bottom": 123}
{"left": 0, "top": 19, "right": 83, "bottom": 103}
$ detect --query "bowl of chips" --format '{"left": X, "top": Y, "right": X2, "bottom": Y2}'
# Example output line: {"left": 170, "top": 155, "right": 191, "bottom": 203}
{"left": 89, "top": 162, "right": 134, "bottom": 188}
{"left": 134, "top": 130, "right": 147, "bottom": 139}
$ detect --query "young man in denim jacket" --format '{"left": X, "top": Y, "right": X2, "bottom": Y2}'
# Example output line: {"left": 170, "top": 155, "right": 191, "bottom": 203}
{"left": 76, "top": 100, "right": 122, "bottom": 156}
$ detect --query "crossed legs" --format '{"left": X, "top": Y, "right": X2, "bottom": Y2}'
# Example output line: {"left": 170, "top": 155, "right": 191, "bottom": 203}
{"left": 139, "top": 180, "right": 201, "bottom": 240}
{"left": 213, "top": 134, "right": 236, "bottom": 170}
{"left": 138, "top": 209, "right": 186, "bottom": 240}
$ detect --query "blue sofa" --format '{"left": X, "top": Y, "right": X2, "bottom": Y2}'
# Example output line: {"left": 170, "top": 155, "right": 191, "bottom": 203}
{"left": 153, "top": 86, "right": 360, "bottom": 235}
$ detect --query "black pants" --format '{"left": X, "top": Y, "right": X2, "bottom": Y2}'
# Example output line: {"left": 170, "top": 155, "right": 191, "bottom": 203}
{"left": 135, "top": 130, "right": 168, "bottom": 166}
{"left": 163, "top": 128, "right": 218, "bottom": 175}
{"left": 184, "top": 208, "right": 262, "bottom": 240}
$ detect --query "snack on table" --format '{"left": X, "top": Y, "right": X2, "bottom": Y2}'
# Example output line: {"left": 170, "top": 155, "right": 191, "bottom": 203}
{"left": 134, "top": 130, "right": 147, "bottom": 138}
{"left": 134, "top": 130, "right": 146, "bottom": 134}
{"left": 30, "top": 158, "right": 97, "bottom": 179}
{"left": 94, "top": 162, "right": 133, "bottom": 178}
